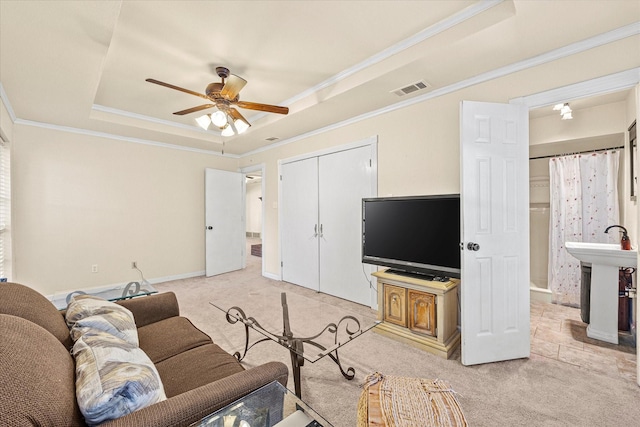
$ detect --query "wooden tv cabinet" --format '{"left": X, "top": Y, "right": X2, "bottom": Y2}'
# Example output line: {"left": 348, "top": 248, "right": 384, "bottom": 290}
{"left": 372, "top": 270, "right": 460, "bottom": 359}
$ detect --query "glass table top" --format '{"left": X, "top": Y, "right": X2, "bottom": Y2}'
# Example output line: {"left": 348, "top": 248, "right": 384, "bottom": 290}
{"left": 191, "top": 380, "right": 332, "bottom": 427}
{"left": 50, "top": 281, "right": 157, "bottom": 310}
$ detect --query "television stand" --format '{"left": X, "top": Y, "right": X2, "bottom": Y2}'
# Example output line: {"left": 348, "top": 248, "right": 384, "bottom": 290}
{"left": 372, "top": 269, "right": 460, "bottom": 359}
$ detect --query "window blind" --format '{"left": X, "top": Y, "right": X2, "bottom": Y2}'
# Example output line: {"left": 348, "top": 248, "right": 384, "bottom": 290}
{"left": 0, "top": 139, "right": 11, "bottom": 281}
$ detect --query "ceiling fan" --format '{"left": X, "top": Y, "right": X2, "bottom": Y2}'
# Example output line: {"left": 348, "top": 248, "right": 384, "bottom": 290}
{"left": 146, "top": 66, "right": 289, "bottom": 136}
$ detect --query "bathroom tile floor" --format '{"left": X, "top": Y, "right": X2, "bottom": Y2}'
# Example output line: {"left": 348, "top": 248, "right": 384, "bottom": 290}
{"left": 530, "top": 300, "right": 636, "bottom": 382}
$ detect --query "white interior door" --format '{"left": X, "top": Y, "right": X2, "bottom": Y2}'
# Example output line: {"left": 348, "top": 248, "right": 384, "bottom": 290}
{"left": 281, "top": 157, "right": 320, "bottom": 290}
{"left": 205, "top": 168, "right": 245, "bottom": 277}
{"left": 319, "top": 146, "right": 375, "bottom": 305}
{"left": 460, "top": 100, "right": 530, "bottom": 365}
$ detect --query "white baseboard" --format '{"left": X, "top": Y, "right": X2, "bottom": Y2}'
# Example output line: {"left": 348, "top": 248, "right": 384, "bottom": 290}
{"left": 263, "top": 271, "right": 281, "bottom": 281}
{"left": 530, "top": 286, "right": 552, "bottom": 303}
{"left": 46, "top": 270, "right": 206, "bottom": 302}
{"left": 147, "top": 270, "right": 205, "bottom": 284}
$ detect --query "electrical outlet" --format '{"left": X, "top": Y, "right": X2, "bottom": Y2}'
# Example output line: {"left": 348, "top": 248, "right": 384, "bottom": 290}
{"left": 131, "top": 261, "right": 137, "bottom": 269}
{"left": 91, "top": 264, "right": 98, "bottom": 273}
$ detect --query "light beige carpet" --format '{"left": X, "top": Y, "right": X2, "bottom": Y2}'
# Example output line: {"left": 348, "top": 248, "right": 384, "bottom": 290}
{"left": 155, "top": 265, "right": 640, "bottom": 427}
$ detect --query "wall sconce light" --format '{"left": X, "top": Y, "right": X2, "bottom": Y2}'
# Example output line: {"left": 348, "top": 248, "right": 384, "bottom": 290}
{"left": 553, "top": 103, "right": 573, "bottom": 120}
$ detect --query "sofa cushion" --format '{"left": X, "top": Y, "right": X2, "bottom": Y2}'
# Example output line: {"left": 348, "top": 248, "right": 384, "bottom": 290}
{"left": 0, "top": 314, "right": 84, "bottom": 425}
{"left": 117, "top": 291, "right": 180, "bottom": 327}
{"left": 137, "top": 316, "right": 212, "bottom": 363}
{"left": 73, "top": 331, "right": 167, "bottom": 425}
{"left": 0, "top": 282, "right": 72, "bottom": 349}
{"left": 155, "top": 343, "right": 245, "bottom": 398}
{"left": 66, "top": 295, "right": 139, "bottom": 345}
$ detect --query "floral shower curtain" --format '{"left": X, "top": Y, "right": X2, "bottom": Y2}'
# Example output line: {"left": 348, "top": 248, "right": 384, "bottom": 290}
{"left": 548, "top": 150, "right": 620, "bottom": 306}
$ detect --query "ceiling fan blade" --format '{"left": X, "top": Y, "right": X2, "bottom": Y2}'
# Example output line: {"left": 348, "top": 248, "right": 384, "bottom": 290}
{"left": 146, "top": 78, "right": 210, "bottom": 101}
{"left": 235, "top": 101, "right": 289, "bottom": 115}
{"left": 220, "top": 74, "right": 247, "bottom": 100}
{"left": 173, "top": 104, "right": 216, "bottom": 115}
{"left": 228, "top": 108, "right": 251, "bottom": 126}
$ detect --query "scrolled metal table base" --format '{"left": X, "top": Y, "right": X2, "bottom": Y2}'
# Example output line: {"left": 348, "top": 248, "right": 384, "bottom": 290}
{"left": 222, "top": 293, "right": 362, "bottom": 398}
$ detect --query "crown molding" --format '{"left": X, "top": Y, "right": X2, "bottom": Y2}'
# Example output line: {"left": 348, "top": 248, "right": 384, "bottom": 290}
{"left": 3, "top": 16, "right": 638, "bottom": 159}
{"left": 0, "top": 82, "right": 17, "bottom": 123}
{"left": 91, "top": 104, "right": 222, "bottom": 138}
{"left": 279, "top": 0, "right": 506, "bottom": 108}
{"left": 243, "top": 21, "right": 640, "bottom": 158}
{"left": 88, "top": 1, "right": 507, "bottom": 142}
{"left": 394, "top": 22, "right": 640, "bottom": 112}
{"left": 14, "top": 119, "right": 237, "bottom": 158}
{"left": 510, "top": 68, "right": 640, "bottom": 109}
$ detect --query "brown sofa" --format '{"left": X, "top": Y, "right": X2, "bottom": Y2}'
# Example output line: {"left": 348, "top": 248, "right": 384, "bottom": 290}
{"left": 0, "top": 282, "right": 289, "bottom": 426}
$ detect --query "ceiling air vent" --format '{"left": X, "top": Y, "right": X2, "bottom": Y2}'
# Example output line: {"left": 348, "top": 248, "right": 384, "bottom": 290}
{"left": 391, "top": 80, "right": 431, "bottom": 97}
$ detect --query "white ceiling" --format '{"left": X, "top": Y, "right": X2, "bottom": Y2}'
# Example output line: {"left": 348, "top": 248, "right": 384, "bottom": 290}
{"left": 1, "top": 1, "right": 639, "bottom": 156}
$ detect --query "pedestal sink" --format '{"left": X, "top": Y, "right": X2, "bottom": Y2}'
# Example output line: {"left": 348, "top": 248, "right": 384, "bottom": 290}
{"left": 565, "top": 241, "right": 637, "bottom": 344}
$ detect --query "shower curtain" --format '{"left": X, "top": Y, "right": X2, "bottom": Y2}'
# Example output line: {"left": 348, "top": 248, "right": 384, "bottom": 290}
{"left": 548, "top": 150, "right": 620, "bottom": 306}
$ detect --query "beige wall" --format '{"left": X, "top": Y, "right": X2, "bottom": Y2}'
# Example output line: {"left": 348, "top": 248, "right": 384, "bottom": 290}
{"left": 240, "top": 93, "right": 463, "bottom": 276}
{"left": 244, "top": 85, "right": 640, "bottom": 279}
{"left": 12, "top": 124, "right": 236, "bottom": 295}
{"left": 530, "top": 101, "right": 629, "bottom": 147}
{"left": 6, "top": 76, "right": 639, "bottom": 294}
{"left": 0, "top": 101, "right": 13, "bottom": 142}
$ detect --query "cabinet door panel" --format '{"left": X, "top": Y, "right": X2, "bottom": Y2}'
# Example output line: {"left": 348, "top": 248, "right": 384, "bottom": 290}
{"left": 409, "top": 290, "right": 436, "bottom": 336}
{"left": 384, "top": 285, "right": 406, "bottom": 327}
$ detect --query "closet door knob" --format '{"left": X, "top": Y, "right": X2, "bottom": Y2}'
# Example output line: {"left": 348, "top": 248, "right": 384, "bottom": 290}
{"left": 467, "top": 242, "right": 480, "bottom": 251}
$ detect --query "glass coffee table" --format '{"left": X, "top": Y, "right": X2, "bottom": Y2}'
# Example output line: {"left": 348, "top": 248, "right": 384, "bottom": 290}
{"left": 50, "top": 281, "right": 157, "bottom": 310}
{"left": 211, "top": 286, "right": 379, "bottom": 398}
{"left": 191, "top": 380, "right": 331, "bottom": 427}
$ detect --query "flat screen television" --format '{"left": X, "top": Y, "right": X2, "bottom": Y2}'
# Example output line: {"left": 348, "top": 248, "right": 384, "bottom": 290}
{"left": 362, "top": 194, "right": 461, "bottom": 279}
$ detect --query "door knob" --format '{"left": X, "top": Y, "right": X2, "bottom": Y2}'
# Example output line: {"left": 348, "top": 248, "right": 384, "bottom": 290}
{"left": 206, "top": 226, "right": 213, "bottom": 230}
{"left": 467, "top": 242, "right": 480, "bottom": 251}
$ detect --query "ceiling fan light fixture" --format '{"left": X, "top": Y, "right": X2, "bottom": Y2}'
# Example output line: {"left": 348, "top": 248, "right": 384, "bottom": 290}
{"left": 195, "top": 114, "right": 212, "bottom": 130}
{"left": 211, "top": 110, "right": 228, "bottom": 128}
{"left": 221, "top": 124, "right": 234, "bottom": 137}
{"left": 234, "top": 117, "right": 250, "bottom": 134}
{"left": 146, "top": 67, "right": 289, "bottom": 139}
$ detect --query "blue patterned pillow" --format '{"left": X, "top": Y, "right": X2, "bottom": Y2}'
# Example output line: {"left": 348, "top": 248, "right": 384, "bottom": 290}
{"left": 66, "top": 295, "right": 138, "bottom": 345}
{"left": 72, "top": 331, "right": 166, "bottom": 425}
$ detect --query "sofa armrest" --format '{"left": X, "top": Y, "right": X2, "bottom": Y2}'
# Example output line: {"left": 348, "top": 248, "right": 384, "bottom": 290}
{"left": 100, "top": 361, "right": 289, "bottom": 427}
{"left": 116, "top": 292, "right": 180, "bottom": 328}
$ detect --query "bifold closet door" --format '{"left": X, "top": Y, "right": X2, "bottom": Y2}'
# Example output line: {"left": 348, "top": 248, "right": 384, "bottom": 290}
{"left": 318, "top": 146, "right": 374, "bottom": 306}
{"left": 281, "top": 157, "right": 320, "bottom": 291}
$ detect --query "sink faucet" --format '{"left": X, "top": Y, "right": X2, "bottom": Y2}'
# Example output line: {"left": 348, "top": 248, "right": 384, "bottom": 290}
{"left": 605, "top": 225, "right": 631, "bottom": 250}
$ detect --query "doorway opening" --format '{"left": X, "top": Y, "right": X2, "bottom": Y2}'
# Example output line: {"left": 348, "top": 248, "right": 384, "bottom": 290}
{"left": 242, "top": 164, "right": 266, "bottom": 277}
{"left": 527, "top": 89, "right": 633, "bottom": 303}
{"left": 518, "top": 87, "right": 637, "bottom": 379}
